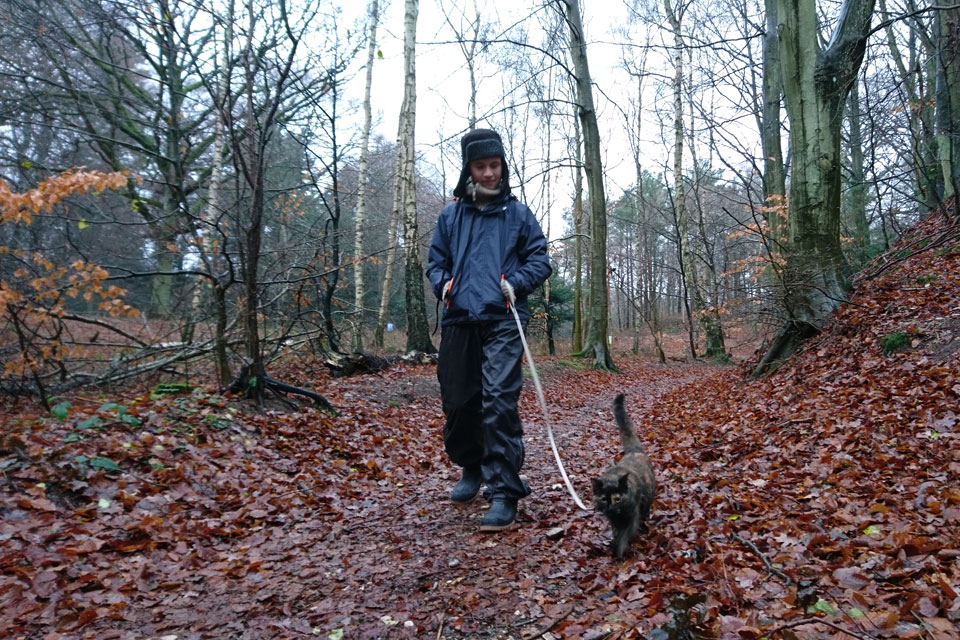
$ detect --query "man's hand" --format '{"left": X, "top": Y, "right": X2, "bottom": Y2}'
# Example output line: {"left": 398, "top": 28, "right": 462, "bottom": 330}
{"left": 500, "top": 277, "right": 515, "bottom": 306}
{"left": 442, "top": 278, "right": 453, "bottom": 302}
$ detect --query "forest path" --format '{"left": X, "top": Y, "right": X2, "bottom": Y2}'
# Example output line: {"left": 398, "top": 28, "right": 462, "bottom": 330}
{"left": 281, "top": 357, "right": 722, "bottom": 640}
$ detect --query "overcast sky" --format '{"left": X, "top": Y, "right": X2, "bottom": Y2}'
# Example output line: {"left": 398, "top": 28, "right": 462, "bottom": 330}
{"left": 333, "top": 0, "right": 761, "bottom": 239}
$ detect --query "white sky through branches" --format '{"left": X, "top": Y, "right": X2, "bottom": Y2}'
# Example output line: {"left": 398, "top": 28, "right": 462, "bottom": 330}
{"left": 336, "top": 0, "right": 765, "bottom": 240}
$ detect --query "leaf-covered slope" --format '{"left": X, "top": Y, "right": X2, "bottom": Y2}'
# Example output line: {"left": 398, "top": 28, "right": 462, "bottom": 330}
{"left": 624, "top": 212, "right": 960, "bottom": 639}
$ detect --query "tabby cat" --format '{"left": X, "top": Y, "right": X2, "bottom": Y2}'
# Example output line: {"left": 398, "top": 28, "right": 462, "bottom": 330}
{"left": 592, "top": 393, "right": 657, "bottom": 558}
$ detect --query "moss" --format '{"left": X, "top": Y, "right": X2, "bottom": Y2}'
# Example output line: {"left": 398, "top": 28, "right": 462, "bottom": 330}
{"left": 557, "top": 359, "right": 590, "bottom": 370}
{"left": 881, "top": 332, "right": 908, "bottom": 355}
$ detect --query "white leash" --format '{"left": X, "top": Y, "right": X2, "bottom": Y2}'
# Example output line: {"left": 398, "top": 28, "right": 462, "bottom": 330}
{"left": 508, "top": 302, "right": 589, "bottom": 511}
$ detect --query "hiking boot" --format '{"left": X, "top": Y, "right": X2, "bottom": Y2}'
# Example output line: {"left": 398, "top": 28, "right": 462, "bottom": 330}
{"left": 480, "top": 497, "right": 517, "bottom": 532}
{"left": 450, "top": 467, "right": 482, "bottom": 503}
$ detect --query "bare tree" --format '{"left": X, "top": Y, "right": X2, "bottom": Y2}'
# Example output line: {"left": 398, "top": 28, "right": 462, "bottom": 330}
{"left": 438, "top": 0, "right": 491, "bottom": 128}
{"left": 558, "top": 0, "right": 614, "bottom": 369}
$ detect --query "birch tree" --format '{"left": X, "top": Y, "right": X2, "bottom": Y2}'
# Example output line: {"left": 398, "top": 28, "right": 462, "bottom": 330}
{"left": 663, "top": 0, "right": 702, "bottom": 360}
{"left": 398, "top": 0, "right": 435, "bottom": 353}
{"left": 352, "top": 0, "right": 380, "bottom": 353}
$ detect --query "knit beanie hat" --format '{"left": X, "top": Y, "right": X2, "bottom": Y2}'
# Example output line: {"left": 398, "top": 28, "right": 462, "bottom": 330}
{"left": 453, "top": 128, "right": 510, "bottom": 199}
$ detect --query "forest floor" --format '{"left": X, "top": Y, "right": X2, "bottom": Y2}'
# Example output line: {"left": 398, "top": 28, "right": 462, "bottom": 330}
{"left": 2, "top": 213, "right": 960, "bottom": 640}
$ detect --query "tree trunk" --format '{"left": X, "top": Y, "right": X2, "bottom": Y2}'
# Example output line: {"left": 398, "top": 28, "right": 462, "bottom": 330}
{"left": 571, "top": 118, "right": 585, "bottom": 355}
{"left": 936, "top": 0, "right": 960, "bottom": 209}
{"left": 564, "top": 0, "right": 614, "bottom": 369}
{"left": 398, "top": 0, "right": 435, "bottom": 354}
{"left": 441, "top": 0, "right": 482, "bottom": 128}
{"left": 664, "top": 0, "right": 699, "bottom": 361}
{"left": 881, "top": 0, "right": 940, "bottom": 210}
{"left": 682, "top": 37, "right": 726, "bottom": 359}
{"left": 846, "top": 78, "right": 870, "bottom": 266}
{"left": 352, "top": 0, "right": 379, "bottom": 353}
{"left": 757, "top": 0, "right": 875, "bottom": 375}
{"left": 374, "top": 201, "right": 401, "bottom": 349}
{"left": 762, "top": 0, "right": 787, "bottom": 246}
{"left": 241, "top": 0, "right": 266, "bottom": 402}
{"left": 543, "top": 80, "right": 556, "bottom": 356}
{"left": 207, "top": 0, "right": 235, "bottom": 387}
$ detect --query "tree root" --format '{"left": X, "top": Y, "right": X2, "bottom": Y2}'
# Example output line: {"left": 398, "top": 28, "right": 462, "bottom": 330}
{"left": 752, "top": 320, "right": 819, "bottom": 378}
{"left": 223, "top": 363, "right": 335, "bottom": 414}
{"left": 766, "top": 617, "right": 874, "bottom": 639}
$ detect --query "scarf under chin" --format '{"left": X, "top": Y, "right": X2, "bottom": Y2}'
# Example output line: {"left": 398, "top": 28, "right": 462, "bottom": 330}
{"left": 466, "top": 177, "right": 502, "bottom": 206}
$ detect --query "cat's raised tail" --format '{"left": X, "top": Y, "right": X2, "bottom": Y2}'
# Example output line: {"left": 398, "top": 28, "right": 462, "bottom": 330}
{"left": 613, "top": 393, "right": 645, "bottom": 454}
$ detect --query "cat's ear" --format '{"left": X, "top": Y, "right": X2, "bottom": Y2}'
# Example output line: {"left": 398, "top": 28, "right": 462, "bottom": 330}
{"left": 617, "top": 472, "right": 630, "bottom": 490}
{"left": 592, "top": 477, "right": 604, "bottom": 494}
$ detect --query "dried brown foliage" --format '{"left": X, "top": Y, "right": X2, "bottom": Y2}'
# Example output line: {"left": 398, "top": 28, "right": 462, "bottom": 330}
{"left": 1, "top": 214, "right": 958, "bottom": 639}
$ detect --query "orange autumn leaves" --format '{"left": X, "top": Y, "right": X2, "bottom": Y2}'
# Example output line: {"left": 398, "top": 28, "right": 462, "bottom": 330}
{"left": 0, "top": 169, "right": 132, "bottom": 224}
{"left": 1, "top": 169, "right": 139, "bottom": 379}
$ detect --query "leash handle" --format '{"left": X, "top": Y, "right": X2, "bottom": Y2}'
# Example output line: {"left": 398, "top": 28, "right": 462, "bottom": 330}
{"left": 508, "top": 304, "right": 589, "bottom": 511}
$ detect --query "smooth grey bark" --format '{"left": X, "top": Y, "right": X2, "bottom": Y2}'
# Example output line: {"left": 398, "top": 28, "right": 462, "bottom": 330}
{"left": 936, "top": 0, "right": 960, "bottom": 208}
{"left": 756, "top": 0, "right": 875, "bottom": 375}
{"left": 762, "top": 0, "right": 787, "bottom": 242}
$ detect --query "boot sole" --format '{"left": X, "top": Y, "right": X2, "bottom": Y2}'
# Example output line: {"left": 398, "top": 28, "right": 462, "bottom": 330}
{"left": 479, "top": 520, "right": 516, "bottom": 532}
{"left": 450, "top": 493, "right": 479, "bottom": 504}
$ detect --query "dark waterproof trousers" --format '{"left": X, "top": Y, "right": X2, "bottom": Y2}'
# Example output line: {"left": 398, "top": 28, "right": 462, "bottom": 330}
{"left": 437, "top": 319, "right": 531, "bottom": 502}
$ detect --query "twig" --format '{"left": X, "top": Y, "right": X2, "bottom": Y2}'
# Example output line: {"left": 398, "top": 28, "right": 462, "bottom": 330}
{"left": 766, "top": 617, "right": 876, "bottom": 639}
{"left": 730, "top": 533, "right": 792, "bottom": 585}
{"left": 912, "top": 611, "right": 936, "bottom": 637}
{"left": 523, "top": 604, "right": 574, "bottom": 639}
{"left": 855, "top": 219, "right": 959, "bottom": 282}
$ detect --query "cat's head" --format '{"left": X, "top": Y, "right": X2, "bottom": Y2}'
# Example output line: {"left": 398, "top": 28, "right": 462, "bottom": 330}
{"left": 592, "top": 473, "right": 632, "bottom": 512}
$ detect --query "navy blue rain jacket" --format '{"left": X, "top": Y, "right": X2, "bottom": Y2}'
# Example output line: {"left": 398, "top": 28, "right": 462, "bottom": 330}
{"left": 426, "top": 192, "right": 551, "bottom": 326}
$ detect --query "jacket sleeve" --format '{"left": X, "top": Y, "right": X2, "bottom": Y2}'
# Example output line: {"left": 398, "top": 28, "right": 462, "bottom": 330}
{"left": 511, "top": 205, "right": 552, "bottom": 297}
{"left": 426, "top": 207, "right": 452, "bottom": 300}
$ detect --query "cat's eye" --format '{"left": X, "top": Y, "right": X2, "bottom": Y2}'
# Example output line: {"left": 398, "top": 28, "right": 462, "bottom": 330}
{"left": 611, "top": 494, "right": 621, "bottom": 504}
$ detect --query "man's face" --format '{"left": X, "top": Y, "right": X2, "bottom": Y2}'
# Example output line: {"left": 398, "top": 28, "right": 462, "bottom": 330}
{"left": 468, "top": 156, "right": 502, "bottom": 190}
